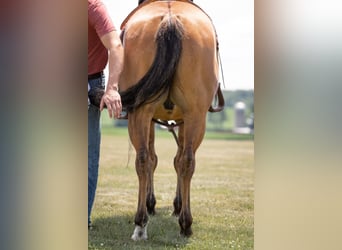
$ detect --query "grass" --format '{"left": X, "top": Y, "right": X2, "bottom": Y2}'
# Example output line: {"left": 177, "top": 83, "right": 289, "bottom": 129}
{"left": 89, "top": 130, "right": 254, "bottom": 249}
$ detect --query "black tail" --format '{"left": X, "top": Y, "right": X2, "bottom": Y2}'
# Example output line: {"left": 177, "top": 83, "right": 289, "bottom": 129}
{"left": 120, "top": 15, "right": 184, "bottom": 113}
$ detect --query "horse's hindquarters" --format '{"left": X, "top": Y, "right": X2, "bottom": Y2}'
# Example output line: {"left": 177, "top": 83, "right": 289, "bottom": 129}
{"left": 120, "top": 1, "right": 219, "bottom": 239}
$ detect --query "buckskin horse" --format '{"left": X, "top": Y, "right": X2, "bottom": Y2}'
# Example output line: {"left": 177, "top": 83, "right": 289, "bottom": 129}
{"left": 119, "top": 0, "right": 224, "bottom": 240}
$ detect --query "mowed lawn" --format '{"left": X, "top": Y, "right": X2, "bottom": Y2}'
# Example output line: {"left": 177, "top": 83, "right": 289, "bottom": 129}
{"left": 89, "top": 130, "right": 254, "bottom": 249}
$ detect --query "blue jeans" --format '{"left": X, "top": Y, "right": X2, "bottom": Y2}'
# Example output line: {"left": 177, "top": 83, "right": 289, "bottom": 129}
{"left": 88, "top": 74, "right": 105, "bottom": 225}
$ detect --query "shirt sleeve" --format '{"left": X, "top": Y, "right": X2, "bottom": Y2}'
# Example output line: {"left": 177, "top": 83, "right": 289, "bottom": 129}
{"left": 88, "top": 0, "right": 116, "bottom": 37}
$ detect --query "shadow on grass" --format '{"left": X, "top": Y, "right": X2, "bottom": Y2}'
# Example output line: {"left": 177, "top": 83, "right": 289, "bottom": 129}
{"left": 88, "top": 206, "right": 189, "bottom": 250}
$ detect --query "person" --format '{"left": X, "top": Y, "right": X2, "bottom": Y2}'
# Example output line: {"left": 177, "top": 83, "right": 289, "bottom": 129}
{"left": 88, "top": 0, "right": 124, "bottom": 229}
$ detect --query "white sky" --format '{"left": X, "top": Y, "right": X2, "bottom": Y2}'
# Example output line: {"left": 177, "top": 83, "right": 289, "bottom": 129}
{"left": 102, "top": 0, "right": 254, "bottom": 90}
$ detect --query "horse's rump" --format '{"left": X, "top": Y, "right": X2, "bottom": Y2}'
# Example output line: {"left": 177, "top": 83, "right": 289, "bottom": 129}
{"left": 120, "top": 12, "right": 184, "bottom": 113}
{"left": 119, "top": 0, "right": 219, "bottom": 119}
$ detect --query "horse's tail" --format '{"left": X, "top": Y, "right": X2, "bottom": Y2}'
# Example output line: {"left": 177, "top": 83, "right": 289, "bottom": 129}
{"left": 120, "top": 15, "right": 184, "bottom": 113}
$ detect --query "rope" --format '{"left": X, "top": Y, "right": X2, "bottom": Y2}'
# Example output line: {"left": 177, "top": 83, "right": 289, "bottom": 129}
{"left": 125, "top": 138, "right": 133, "bottom": 168}
{"left": 218, "top": 49, "right": 226, "bottom": 89}
{"left": 152, "top": 119, "right": 183, "bottom": 146}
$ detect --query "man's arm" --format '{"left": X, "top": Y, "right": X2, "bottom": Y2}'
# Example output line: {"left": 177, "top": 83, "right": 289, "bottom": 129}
{"left": 99, "top": 30, "right": 124, "bottom": 119}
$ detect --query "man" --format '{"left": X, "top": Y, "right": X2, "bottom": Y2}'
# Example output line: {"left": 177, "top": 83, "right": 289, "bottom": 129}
{"left": 88, "top": 0, "right": 124, "bottom": 229}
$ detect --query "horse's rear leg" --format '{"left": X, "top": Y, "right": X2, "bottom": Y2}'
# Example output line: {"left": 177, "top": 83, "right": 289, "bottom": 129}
{"left": 177, "top": 118, "right": 206, "bottom": 237}
{"left": 173, "top": 175, "right": 182, "bottom": 216}
{"left": 146, "top": 122, "right": 158, "bottom": 215}
{"left": 131, "top": 151, "right": 149, "bottom": 241}
{"left": 178, "top": 146, "right": 195, "bottom": 237}
{"left": 128, "top": 114, "right": 152, "bottom": 241}
{"left": 173, "top": 124, "right": 184, "bottom": 216}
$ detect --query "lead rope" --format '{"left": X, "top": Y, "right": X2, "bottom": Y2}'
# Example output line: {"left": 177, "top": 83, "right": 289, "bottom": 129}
{"left": 167, "top": 123, "right": 180, "bottom": 147}
{"left": 218, "top": 49, "right": 226, "bottom": 89}
{"left": 126, "top": 139, "right": 133, "bottom": 168}
{"left": 125, "top": 119, "right": 182, "bottom": 168}
{"left": 152, "top": 119, "right": 184, "bottom": 146}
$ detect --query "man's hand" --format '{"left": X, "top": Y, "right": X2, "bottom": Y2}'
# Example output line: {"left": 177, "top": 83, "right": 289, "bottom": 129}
{"left": 100, "top": 88, "right": 122, "bottom": 119}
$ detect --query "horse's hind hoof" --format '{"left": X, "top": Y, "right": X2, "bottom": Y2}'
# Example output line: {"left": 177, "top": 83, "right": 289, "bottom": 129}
{"left": 147, "top": 207, "right": 156, "bottom": 215}
{"left": 172, "top": 210, "right": 180, "bottom": 217}
{"left": 180, "top": 227, "right": 193, "bottom": 237}
{"left": 131, "top": 225, "right": 148, "bottom": 241}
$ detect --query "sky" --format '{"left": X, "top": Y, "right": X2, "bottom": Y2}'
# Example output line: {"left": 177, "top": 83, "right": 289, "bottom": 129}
{"left": 102, "top": 0, "right": 254, "bottom": 90}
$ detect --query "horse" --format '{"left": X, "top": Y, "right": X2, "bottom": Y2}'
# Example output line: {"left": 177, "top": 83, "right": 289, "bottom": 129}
{"left": 119, "top": 0, "right": 224, "bottom": 240}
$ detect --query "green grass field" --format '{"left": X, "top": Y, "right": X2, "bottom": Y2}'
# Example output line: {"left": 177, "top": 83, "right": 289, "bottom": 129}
{"left": 89, "top": 130, "right": 254, "bottom": 249}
